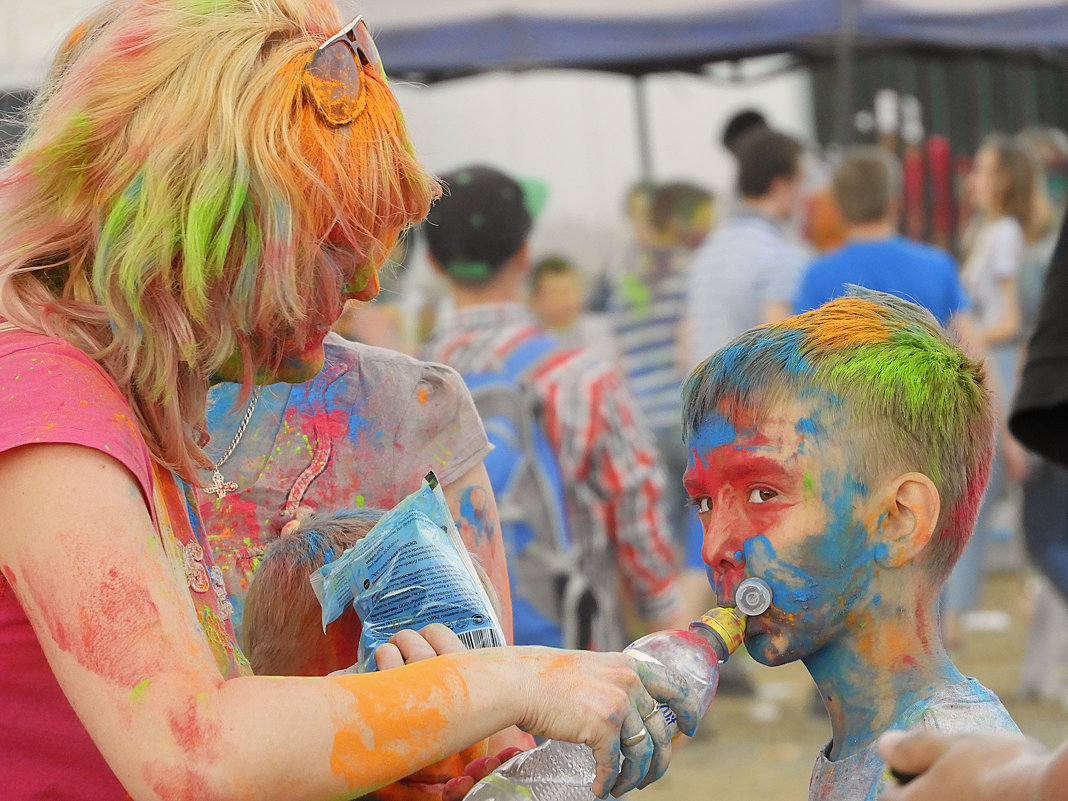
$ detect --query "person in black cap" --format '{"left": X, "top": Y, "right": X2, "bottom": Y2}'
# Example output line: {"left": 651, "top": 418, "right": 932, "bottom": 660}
{"left": 420, "top": 164, "right": 684, "bottom": 653}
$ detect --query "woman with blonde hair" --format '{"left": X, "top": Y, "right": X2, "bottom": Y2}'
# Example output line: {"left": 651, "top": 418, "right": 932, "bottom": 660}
{"left": 0, "top": 2, "right": 693, "bottom": 799}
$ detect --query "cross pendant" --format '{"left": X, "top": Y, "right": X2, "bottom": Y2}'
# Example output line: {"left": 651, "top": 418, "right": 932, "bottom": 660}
{"left": 203, "top": 470, "right": 239, "bottom": 499}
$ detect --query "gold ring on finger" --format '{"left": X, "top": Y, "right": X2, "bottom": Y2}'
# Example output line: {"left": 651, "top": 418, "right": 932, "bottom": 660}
{"left": 621, "top": 727, "right": 648, "bottom": 748}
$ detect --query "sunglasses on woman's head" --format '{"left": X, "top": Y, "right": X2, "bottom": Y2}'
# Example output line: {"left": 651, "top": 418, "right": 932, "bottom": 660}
{"left": 302, "top": 15, "right": 385, "bottom": 127}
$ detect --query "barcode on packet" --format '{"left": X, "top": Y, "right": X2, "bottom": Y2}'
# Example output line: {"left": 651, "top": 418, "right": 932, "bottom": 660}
{"left": 457, "top": 629, "right": 505, "bottom": 650}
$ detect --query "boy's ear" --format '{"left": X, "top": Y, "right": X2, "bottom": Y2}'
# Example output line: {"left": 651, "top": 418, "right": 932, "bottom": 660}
{"left": 872, "top": 472, "right": 941, "bottom": 568}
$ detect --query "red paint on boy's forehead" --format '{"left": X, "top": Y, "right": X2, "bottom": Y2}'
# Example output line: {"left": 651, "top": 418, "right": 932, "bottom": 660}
{"left": 685, "top": 435, "right": 791, "bottom": 496}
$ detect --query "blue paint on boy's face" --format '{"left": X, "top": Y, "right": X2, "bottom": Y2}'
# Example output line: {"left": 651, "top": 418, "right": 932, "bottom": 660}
{"left": 683, "top": 396, "right": 882, "bottom": 667}
{"left": 742, "top": 474, "right": 881, "bottom": 666}
{"left": 688, "top": 414, "right": 738, "bottom": 458}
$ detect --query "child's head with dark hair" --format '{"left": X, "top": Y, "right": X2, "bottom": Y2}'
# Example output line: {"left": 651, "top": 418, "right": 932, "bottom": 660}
{"left": 530, "top": 255, "right": 579, "bottom": 293}
{"left": 682, "top": 289, "right": 991, "bottom": 666}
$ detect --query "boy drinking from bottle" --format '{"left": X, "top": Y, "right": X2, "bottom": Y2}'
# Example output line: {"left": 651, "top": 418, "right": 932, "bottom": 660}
{"left": 681, "top": 289, "right": 1019, "bottom": 801}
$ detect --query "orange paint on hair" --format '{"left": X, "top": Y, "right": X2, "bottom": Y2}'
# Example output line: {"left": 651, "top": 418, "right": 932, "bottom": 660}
{"left": 786, "top": 297, "right": 894, "bottom": 349}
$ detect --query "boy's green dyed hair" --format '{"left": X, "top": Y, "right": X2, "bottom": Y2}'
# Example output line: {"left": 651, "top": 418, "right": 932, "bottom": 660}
{"left": 682, "top": 288, "right": 993, "bottom": 579}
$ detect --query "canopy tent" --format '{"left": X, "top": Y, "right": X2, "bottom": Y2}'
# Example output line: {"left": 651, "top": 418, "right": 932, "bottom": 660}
{"left": 2, "top": 0, "right": 1065, "bottom": 90}
{"left": 357, "top": 0, "right": 1068, "bottom": 80}
{"left": 359, "top": 0, "right": 842, "bottom": 77}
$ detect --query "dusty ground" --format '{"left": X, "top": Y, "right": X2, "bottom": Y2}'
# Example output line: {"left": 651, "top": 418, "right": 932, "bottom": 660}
{"left": 632, "top": 570, "right": 1068, "bottom": 801}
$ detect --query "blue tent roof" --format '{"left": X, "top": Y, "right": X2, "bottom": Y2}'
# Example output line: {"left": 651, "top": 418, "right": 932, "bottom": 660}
{"left": 359, "top": 0, "right": 1068, "bottom": 78}
{"left": 861, "top": 1, "right": 1068, "bottom": 49}
{"left": 370, "top": 1, "right": 843, "bottom": 75}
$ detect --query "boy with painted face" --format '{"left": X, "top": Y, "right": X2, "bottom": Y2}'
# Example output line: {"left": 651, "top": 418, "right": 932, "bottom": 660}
{"left": 681, "top": 289, "right": 1020, "bottom": 801}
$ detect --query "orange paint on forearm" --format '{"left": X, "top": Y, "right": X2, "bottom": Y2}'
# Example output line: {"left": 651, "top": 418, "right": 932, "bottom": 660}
{"left": 330, "top": 657, "right": 475, "bottom": 792}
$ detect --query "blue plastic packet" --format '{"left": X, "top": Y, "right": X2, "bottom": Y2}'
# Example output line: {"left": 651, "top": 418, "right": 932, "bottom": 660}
{"left": 310, "top": 472, "right": 505, "bottom": 671}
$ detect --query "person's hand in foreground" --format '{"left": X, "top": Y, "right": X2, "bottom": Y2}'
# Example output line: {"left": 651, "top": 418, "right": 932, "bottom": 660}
{"left": 878, "top": 729, "right": 1068, "bottom": 801}
{"left": 376, "top": 625, "right": 687, "bottom": 799}
{"left": 439, "top": 746, "right": 526, "bottom": 801}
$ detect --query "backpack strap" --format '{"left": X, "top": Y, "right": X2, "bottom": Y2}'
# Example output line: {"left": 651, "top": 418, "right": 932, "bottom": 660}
{"left": 498, "top": 332, "right": 562, "bottom": 386}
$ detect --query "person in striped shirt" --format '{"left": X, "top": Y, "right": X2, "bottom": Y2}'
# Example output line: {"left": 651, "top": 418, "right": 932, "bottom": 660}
{"left": 421, "top": 164, "right": 683, "bottom": 651}
{"left": 604, "top": 182, "right": 715, "bottom": 557}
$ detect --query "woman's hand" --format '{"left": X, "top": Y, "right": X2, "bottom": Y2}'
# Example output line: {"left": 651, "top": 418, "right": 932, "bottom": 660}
{"left": 347, "top": 628, "right": 696, "bottom": 799}
{"left": 510, "top": 648, "right": 697, "bottom": 799}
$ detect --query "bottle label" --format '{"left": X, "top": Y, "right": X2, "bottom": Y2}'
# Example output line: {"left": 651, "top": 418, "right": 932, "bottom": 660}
{"left": 697, "top": 608, "right": 746, "bottom": 656}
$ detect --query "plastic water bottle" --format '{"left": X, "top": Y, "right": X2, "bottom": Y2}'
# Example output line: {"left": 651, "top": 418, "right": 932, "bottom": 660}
{"left": 462, "top": 578, "right": 773, "bottom": 800}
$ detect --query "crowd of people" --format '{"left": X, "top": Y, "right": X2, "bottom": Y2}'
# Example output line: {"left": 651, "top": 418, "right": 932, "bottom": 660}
{"left": 3, "top": 1, "right": 1068, "bottom": 800}
{"left": 383, "top": 113, "right": 1068, "bottom": 686}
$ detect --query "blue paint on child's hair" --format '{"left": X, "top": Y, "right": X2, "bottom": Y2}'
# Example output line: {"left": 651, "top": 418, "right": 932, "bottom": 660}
{"left": 295, "top": 531, "right": 331, "bottom": 567}
{"left": 707, "top": 327, "right": 812, "bottom": 388}
{"left": 273, "top": 508, "right": 384, "bottom": 569}
{"left": 795, "top": 416, "right": 822, "bottom": 436}
{"left": 684, "top": 327, "right": 815, "bottom": 437}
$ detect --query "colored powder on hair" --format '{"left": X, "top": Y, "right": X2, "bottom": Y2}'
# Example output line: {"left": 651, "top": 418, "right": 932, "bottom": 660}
{"left": 113, "top": 20, "right": 156, "bottom": 59}
{"left": 177, "top": 0, "right": 235, "bottom": 13}
{"left": 183, "top": 168, "right": 252, "bottom": 321}
{"left": 34, "top": 112, "right": 95, "bottom": 198}
{"left": 787, "top": 297, "right": 895, "bottom": 349}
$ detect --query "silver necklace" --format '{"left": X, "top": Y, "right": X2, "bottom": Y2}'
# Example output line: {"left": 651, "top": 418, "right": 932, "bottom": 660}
{"left": 202, "top": 386, "right": 262, "bottom": 499}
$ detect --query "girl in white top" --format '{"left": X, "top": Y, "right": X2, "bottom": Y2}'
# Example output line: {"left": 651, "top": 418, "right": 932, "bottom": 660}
{"left": 962, "top": 135, "right": 1037, "bottom": 349}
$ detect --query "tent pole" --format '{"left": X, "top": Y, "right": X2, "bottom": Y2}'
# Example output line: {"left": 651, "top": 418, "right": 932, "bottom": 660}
{"left": 834, "top": 0, "right": 859, "bottom": 146}
{"left": 634, "top": 76, "right": 654, "bottom": 179}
